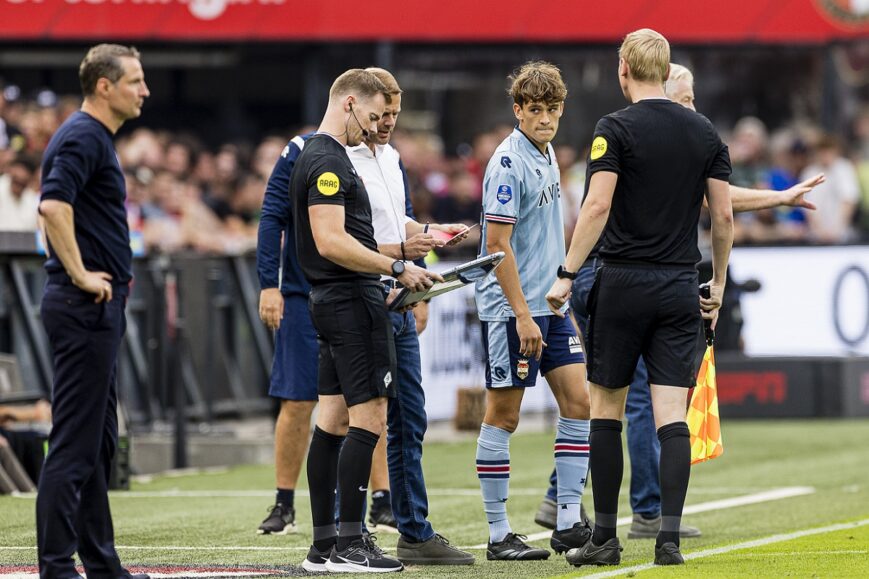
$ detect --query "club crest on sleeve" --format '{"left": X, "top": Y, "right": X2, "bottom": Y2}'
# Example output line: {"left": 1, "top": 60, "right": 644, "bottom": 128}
{"left": 316, "top": 172, "right": 340, "bottom": 196}
{"left": 516, "top": 358, "right": 529, "bottom": 380}
{"left": 497, "top": 185, "right": 513, "bottom": 204}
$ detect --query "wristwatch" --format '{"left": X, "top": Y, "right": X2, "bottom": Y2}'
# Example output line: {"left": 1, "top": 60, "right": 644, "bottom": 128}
{"left": 391, "top": 260, "right": 405, "bottom": 278}
{"left": 556, "top": 265, "right": 577, "bottom": 280}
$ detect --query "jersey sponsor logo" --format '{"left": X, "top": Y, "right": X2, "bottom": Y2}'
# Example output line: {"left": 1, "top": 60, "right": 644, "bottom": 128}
{"left": 500, "top": 156, "right": 512, "bottom": 168}
{"left": 535, "top": 168, "right": 543, "bottom": 177}
{"left": 569, "top": 335, "right": 583, "bottom": 354}
{"left": 537, "top": 182, "right": 560, "bottom": 207}
{"left": 590, "top": 136, "right": 608, "bottom": 160}
{"left": 497, "top": 184, "right": 513, "bottom": 204}
{"left": 316, "top": 172, "right": 340, "bottom": 196}
{"left": 516, "top": 358, "right": 529, "bottom": 380}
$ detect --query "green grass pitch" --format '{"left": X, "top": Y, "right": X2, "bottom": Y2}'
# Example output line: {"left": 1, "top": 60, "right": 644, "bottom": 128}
{"left": 1, "top": 420, "right": 867, "bottom": 577}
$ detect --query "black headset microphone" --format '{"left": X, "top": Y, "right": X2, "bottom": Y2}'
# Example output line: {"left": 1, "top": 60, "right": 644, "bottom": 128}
{"left": 349, "top": 102, "right": 369, "bottom": 138}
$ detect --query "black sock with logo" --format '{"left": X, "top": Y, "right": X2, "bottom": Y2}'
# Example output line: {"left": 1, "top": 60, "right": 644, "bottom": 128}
{"left": 307, "top": 426, "right": 344, "bottom": 552}
{"left": 337, "top": 427, "right": 380, "bottom": 551}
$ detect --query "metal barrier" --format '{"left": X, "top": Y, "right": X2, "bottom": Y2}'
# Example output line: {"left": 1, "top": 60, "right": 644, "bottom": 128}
{"left": 0, "top": 246, "right": 274, "bottom": 431}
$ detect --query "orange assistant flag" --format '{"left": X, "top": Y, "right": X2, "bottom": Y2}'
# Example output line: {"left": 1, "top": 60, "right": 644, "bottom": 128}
{"left": 687, "top": 345, "right": 723, "bottom": 464}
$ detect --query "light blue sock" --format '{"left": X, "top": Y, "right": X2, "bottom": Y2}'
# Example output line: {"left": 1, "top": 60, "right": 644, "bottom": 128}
{"left": 477, "top": 423, "right": 512, "bottom": 543}
{"left": 555, "top": 416, "right": 590, "bottom": 531}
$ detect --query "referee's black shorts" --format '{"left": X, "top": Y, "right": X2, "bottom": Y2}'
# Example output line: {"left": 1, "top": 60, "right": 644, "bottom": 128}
{"left": 308, "top": 281, "right": 397, "bottom": 407}
{"left": 586, "top": 262, "right": 700, "bottom": 389}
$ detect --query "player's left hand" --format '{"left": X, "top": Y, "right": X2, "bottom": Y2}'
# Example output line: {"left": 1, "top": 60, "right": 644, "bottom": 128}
{"left": 781, "top": 173, "right": 823, "bottom": 210}
{"left": 545, "top": 278, "right": 572, "bottom": 317}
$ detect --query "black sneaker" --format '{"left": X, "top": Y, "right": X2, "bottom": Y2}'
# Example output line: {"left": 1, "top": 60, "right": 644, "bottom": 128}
{"left": 486, "top": 533, "right": 550, "bottom": 561}
{"left": 368, "top": 499, "right": 399, "bottom": 534}
{"left": 324, "top": 535, "right": 404, "bottom": 573}
{"left": 565, "top": 537, "right": 622, "bottom": 566}
{"left": 654, "top": 542, "right": 685, "bottom": 565}
{"left": 257, "top": 503, "right": 296, "bottom": 535}
{"left": 550, "top": 521, "right": 593, "bottom": 554}
{"left": 301, "top": 545, "right": 332, "bottom": 573}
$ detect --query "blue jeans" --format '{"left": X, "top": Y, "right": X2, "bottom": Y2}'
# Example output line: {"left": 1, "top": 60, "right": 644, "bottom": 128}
{"left": 386, "top": 310, "right": 435, "bottom": 542}
{"left": 545, "top": 259, "right": 662, "bottom": 517}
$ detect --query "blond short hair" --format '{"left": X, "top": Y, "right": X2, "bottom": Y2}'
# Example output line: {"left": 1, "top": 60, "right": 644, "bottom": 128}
{"left": 365, "top": 67, "right": 402, "bottom": 97}
{"left": 329, "top": 69, "right": 387, "bottom": 102}
{"left": 665, "top": 63, "right": 694, "bottom": 96}
{"left": 508, "top": 61, "right": 567, "bottom": 106}
{"left": 619, "top": 29, "right": 670, "bottom": 84}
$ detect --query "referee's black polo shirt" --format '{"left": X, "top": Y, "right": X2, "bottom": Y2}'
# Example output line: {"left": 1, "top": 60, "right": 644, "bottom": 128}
{"left": 291, "top": 133, "right": 380, "bottom": 286}
{"left": 40, "top": 111, "right": 132, "bottom": 292}
{"left": 588, "top": 98, "right": 731, "bottom": 266}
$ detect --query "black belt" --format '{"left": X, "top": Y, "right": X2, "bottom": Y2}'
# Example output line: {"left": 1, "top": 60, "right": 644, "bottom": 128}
{"left": 382, "top": 279, "right": 404, "bottom": 290}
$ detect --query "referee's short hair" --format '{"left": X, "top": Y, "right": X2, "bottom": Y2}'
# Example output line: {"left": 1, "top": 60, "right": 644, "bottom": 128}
{"left": 79, "top": 44, "right": 141, "bottom": 97}
{"left": 329, "top": 69, "right": 388, "bottom": 103}
{"left": 508, "top": 61, "right": 568, "bottom": 107}
{"left": 619, "top": 28, "right": 670, "bottom": 85}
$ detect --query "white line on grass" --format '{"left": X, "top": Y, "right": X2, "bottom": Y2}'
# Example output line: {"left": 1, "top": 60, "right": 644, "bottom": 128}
{"left": 578, "top": 518, "right": 869, "bottom": 579}
{"left": 0, "top": 487, "right": 819, "bottom": 555}
{"left": 6, "top": 486, "right": 795, "bottom": 500}
{"left": 467, "top": 486, "right": 816, "bottom": 549}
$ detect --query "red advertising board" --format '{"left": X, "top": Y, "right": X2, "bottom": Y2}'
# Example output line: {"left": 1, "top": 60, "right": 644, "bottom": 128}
{"left": 0, "top": 0, "right": 867, "bottom": 43}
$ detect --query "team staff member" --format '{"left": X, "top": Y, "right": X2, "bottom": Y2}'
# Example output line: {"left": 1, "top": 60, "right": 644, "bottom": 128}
{"left": 536, "top": 63, "right": 824, "bottom": 539}
{"left": 292, "top": 69, "right": 439, "bottom": 574}
{"left": 474, "top": 62, "right": 592, "bottom": 562}
{"left": 347, "top": 67, "right": 475, "bottom": 566}
{"left": 548, "top": 29, "right": 733, "bottom": 567}
{"left": 37, "top": 44, "right": 150, "bottom": 579}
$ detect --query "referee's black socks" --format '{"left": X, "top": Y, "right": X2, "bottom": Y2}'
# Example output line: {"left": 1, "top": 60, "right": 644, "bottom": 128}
{"left": 657, "top": 421, "right": 691, "bottom": 548}
{"left": 337, "top": 426, "right": 381, "bottom": 551}
{"left": 307, "top": 426, "right": 344, "bottom": 552}
{"left": 589, "top": 418, "right": 623, "bottom": 546}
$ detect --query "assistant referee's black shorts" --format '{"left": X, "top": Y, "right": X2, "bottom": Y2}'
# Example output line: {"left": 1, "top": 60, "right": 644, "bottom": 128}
{"left": 586, "top": 263, "right": 700, "bottom": 388}
{"left": 308, "top": 281, "right": 397, "bottom": 407}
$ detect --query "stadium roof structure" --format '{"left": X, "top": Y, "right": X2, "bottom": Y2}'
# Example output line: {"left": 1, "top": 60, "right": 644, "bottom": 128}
{"left": 0, "top": 0, "right": 867, "bottom": 43}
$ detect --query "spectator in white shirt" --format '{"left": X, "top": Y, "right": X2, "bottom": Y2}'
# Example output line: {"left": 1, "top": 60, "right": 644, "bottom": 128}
{"left": 0, "top": 155, "right": 39, "bottom": 231}
{"left": 801, "top": 135, "right": 860, "bottom": 243}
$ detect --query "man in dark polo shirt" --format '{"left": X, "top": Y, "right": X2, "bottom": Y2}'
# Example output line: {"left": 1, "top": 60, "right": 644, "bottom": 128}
{"left": 292, "top": 69, "right": 440, "bottom": 574}
{"left": 37, "top": 44, "right": 150, "bottom": 579}
{"left": 547, "top": 29, "right": 733, "bottom": 567}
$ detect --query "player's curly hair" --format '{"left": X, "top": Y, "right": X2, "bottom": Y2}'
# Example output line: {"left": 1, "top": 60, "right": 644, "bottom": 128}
{"left": 79, "top": 44, "right": 140, "bottom": 97}
{"left": 508, "top": 61, "right": 567, "bottom": 107}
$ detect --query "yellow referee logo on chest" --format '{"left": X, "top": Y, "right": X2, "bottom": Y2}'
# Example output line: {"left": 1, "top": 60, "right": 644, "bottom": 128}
{"left": 317, "top": 172, "right": 340, "bottom": 196}
{"left": 590, "top": 136, "right": 608, "bottom": 160}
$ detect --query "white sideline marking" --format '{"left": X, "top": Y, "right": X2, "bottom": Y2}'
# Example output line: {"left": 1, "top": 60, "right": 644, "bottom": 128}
{"left": 7, "top": 486, "right": 793, "bottom": 500}
{"left": 0, "top": 486, "right": 819, "bottom": 555}
{"left": 468, "top": 486, "right": 816, "bottom": 549}
{"left": 580, "top": 518, "right": 869, "bottom": 579}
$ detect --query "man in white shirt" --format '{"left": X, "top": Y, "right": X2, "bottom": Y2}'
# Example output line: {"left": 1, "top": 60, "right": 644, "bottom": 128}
{"left": 346, "top": 67, "right": 474, "bottom": 566}
{"left": 0, "top": 156, "right": 39, "bottom": 231}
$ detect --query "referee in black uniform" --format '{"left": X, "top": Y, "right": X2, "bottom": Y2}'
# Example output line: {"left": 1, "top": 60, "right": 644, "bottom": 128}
{"left": 547, "top": 29, "right": 733, "bottom": 567}
{"left": 291, "top": 69, "right": 440, "bottom": 574}
{"left": 37, "top": 45, "right": 150, "bottom": 579}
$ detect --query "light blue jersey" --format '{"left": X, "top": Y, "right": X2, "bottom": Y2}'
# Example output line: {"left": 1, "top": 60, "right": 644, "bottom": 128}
{"left": 476, "top": 128, "right": 565, "bottom": 322}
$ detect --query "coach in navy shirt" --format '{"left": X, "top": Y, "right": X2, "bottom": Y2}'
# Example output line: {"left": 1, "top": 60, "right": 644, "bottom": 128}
{"left": 37, "top": 44, "right": 149, "bottom": 579}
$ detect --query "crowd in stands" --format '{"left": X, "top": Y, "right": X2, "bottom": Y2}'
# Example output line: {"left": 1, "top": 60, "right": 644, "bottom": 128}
{"left": 2, "top": 86, "right": 869, "bottom": 255}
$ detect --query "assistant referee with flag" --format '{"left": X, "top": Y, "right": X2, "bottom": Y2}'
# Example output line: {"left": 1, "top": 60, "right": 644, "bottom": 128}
{"left": 546, "top": 28, "right": 733, "bottom": 567}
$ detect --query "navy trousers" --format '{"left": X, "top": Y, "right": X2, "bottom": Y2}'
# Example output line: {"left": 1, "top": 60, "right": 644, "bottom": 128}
{"left": 37, "top": 284, "right": 129, "bottom": 579}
